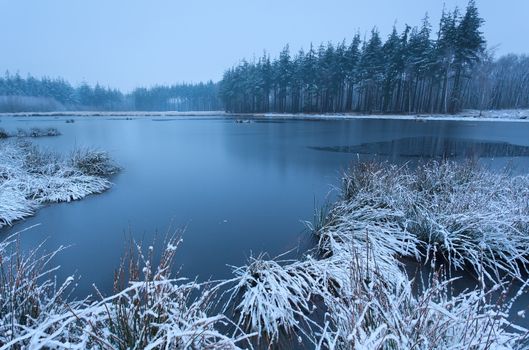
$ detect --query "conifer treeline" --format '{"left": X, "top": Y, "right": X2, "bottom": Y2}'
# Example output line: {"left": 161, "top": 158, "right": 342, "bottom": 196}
{"left": 0, "top": 73, "right": 123, "bottom": 112}
{"left": 131, "top": 82, "right": 221, "bottom": 111}
{"left": 2, "top": 0, "right": 529, "bottom": 114}
{"left": 0, "top": 74, "right": 221, "bottom": 112}
{"left": 219, "top": 1, "right": 527, "bottom": 114}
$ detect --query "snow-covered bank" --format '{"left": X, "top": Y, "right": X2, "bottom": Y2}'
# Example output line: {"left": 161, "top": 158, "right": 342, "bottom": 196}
{"left": 3, "top": 109, "right": 529, "bottom": 122}
{"left": 226, "top": 161, "right": 529, "bottom": 348}
{"left": 2, "top": 161, "right": 529, "bottom": 349}
{"left": 0, "top": 140, "right": 120, "bottom": 228}
{"left": 0, "top": 110, "right": 226, "bottom": 118}
{"left": 0, "top": 127, "right": 61, "bottom": 138}
{"left": 336, "top": 161, "right": 529, "bottom": 282}
{"left": 0, "top": 233, "right": 251, "bottom": 349}
{"left": 238, "top": 109, "right": 529, "bottom": 122}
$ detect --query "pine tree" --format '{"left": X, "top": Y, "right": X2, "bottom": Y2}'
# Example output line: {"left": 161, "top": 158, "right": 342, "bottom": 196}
{"left": 448, "top": 0, "right": 485, "bottom": 113}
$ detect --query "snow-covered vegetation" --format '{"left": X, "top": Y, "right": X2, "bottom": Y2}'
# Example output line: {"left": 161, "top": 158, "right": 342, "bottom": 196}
{"left": 0, "top": 126, "right": 61, "bottom": 138}
{"left": 0, "top": 233, "right": 253, "bottom": 349}
{"left": 337, "top": 161, "right": 529, "bottom": 282}
{"left": 224, "top": 161, "right": 529, "bottom": 348}
{"left": 1, "top": 161, "right": 529, "bottom": 349}
{"left": 249, "top": 109, "right": 529, "bottom": 122}
{"left": 0, "top": 140, "right": 120, "bottom": 228}
{"left": 16, "top": 127, "right": 61, "bottom": 137}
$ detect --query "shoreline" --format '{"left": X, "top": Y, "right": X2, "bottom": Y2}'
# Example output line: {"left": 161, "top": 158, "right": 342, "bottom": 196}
{"left": 234, "top": 108, "right": 529, "bottom": 122}
{"left": 1, "top": 108, "right": 529, "bottom": 122}
{"left": 0, "top": 110, "right": 227, "bottom": 118}
{"left": 2, "top": 151, "right": 529, "bottom": 347}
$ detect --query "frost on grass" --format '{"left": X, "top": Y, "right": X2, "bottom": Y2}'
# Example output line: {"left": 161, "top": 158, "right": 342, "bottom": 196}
{"left": 0, "top": 140, "right": 120, "bottom": 228}
{"left": 316, "top": 253, "right": 529, "bottom": 349}
{"left": 2, "top": 160, "right": 529, "bottom": 349}
{"left": 224, "top": 255, "right": 323, "bottom": 344}
{"left": 224, "top": 161, "right": 529, "bottom": 349}
{"left": 337, "top": 161, "right": 529, "bottom": 282}
{"left": 0, "top": 232, "right": 252, "bottom": 349}
{"left": 0, "top": 127, "right": 62, "bottom": 138}
{"left": 0, "top": 230, "right": 75, "bottom": 349}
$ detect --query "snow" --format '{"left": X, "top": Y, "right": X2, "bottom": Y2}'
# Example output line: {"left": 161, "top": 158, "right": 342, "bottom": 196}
{"left": 2, "top": 151, "right": 529, "bottom": 348}
{"left": 0, "top": 233, "right": 252, "bottom": 349}
{"left": 0, "top": 140, "right": 120, "bottom": 228}
{"left": 244, "top": 108, "right": 529, "bottom": 122}
{"left": 224, "top": 161, "right": 529, "bottom": 348}
{"left": 0, "top": 110, "right": 226, "bottom": 118}
{"left": 3, "top": 108, "right": 529, "bottom": 123}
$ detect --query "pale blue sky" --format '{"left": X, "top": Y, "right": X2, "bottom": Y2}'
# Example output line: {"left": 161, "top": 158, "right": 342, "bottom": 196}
{"left": 1, "top": 0, "right": 527, "bottom": 91}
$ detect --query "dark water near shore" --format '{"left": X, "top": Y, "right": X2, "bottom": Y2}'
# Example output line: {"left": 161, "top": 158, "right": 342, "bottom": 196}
{"left": 1, "top": 115, "right": 529, "bottom": 303}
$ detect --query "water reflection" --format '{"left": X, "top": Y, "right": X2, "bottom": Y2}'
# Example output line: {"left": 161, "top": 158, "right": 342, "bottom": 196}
{"left": 0, "top": 116, "right": 528, "bottom": 298}
{"left": 310, "top": 136, "right": 529, "bottom": 159}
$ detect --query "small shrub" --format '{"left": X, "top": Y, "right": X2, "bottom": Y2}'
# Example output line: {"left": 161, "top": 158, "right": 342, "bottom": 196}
{"left": 13, "top": 127, "right": 61, "bottom": 138}
{"left": 45, "top": 127, "right": 61, "bottom": 136}
{"left": 0, "top": 140, "right": 120, "bottom": 228}
{"left": 69, "top": 148, "right": 121, "bottom": 177}
{"left": 16, "top": 128, "right": 27, "bottom": 137}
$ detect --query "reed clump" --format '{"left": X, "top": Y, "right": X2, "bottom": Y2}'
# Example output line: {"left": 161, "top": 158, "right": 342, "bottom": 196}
{"left": 0, "top": 231, "right": 253, "bottom": 349}
{"left": 2, "top": 160, "right": 529, "bottom": 349}
{"left": 0, "top": 140, "right": 120, "bottom": 228}
{"left": 225, "top": 161, "right": 529, "bottom": 349}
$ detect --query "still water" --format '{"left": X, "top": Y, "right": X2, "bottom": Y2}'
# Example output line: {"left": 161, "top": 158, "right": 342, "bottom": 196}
{"left": 1, "top": 115, "right": 529, "bottom": 298}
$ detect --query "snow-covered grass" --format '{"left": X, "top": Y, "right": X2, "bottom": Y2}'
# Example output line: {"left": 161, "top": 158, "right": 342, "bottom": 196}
{"left": 0, "top": 232, "right": 253, "bottom": 349}
{"left": 0, "top": 140, "right": 120, "bottom": 228}
{"left": 2, "top": 159, "right": 529, "bottom": 349}
{"left": 17, "top": 127, "right": 61, "bottom": 137}
{"left": 222, "top": 161, "right": 529, "bottom": 348}
{"left": 0, "top": 228, "right": 74, "bottom": 349}
{"left": 224, "top": 243, "right": 529, "bottom": 349}
{"left": 2, "top": 227, "right": 527, "bottom": 349}
{"left": 0, "top": 111, "right": 226, "bottom": 117}
{"left": 236, "top": 108, "right": 529, "bottom": 122}
{"left": 315, "top": 252, "right": 529, "bottom": 349}
{"left": 224, "top": 254, "right": 323, "bottom": 345}
{"left": 335, "top": 161, "right": 529, "bottom": 282}
{"left": 0, "top": 127, "right": 61, "bottom": 138}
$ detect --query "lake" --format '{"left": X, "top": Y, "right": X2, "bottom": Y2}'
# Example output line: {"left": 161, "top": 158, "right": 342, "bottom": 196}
{"left": 2, "top": 115, "right": 529, "bottom": 298}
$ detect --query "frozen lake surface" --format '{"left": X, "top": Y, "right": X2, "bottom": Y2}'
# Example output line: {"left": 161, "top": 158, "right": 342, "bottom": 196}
{"left": 2, "top": 115, "right": 529, "bottom": 297}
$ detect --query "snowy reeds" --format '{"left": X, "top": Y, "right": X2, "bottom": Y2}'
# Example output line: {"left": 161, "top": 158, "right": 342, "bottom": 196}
{"left": 224, "top": 241, "right": 529, "bottom": 349}
{"left": 0, "top": 140, "right": 120, "bottom": 228}
{"left": 0, "top": 232, "right": 253, "bottom": 349}
{"left": 0, "top": 127, "right": 61, "bottom": 139}
{"left": 316, "top": 250, "right": 529, "bottom": 349}
{"left": 224, "top": 255, "right": 323, "bottom": 346}
{"left": 69, "top": 148, "right": 121, "bottom": 177}
{"left": 16, "top": 127, "right": 61, "bottom": 137}
{"left": 2, "top": 158, "right": 529, "bottom": 348}
{"left": 335, "top": 161, "right": 529, "bottom": 282}
{"left": 0, "top": 229, "right": 75, "bottom": 349}
{"left": 223, "top": 161, "right": 529, "bottom": 348}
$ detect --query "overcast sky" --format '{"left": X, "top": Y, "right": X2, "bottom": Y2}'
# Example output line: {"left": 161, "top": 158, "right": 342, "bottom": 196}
{"left": 1, "top": 0, "right": 527, "bottom": 91}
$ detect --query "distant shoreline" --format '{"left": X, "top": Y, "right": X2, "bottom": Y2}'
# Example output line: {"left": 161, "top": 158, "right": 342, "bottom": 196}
{"left": 233, "top": 109, "right": 529, "bottom": 122}
{"left": 0, "top": 110, "right": 227, "bottom": 117}
{"left": 1, "top": 109, "right": 529, "bottom": 122}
